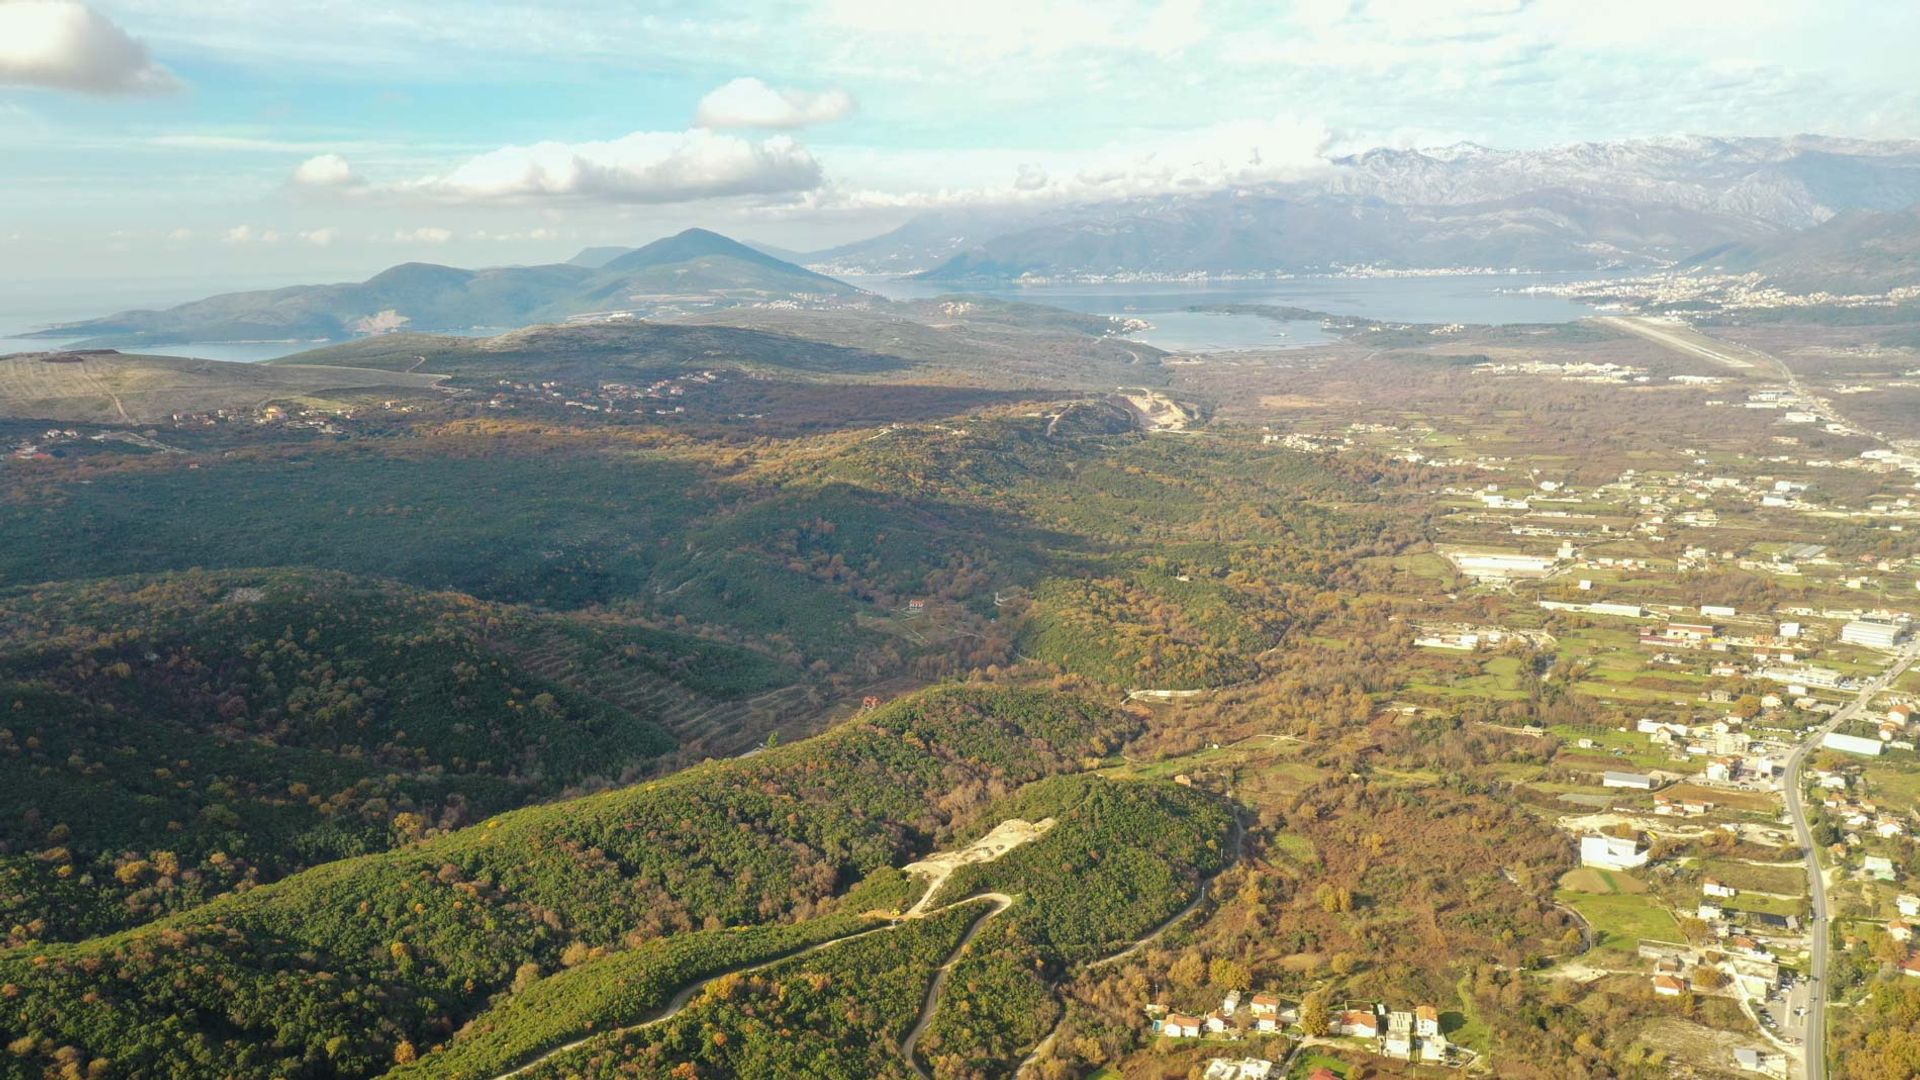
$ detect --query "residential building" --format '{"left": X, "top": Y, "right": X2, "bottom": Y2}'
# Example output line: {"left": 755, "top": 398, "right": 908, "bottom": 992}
{"left": 1335, "top": 1010, "right": 1380, "bottom": 1038}
{"left": 1203, "top": 1060, "right": 1273, "bottom": 1080}
{"left": 1384, "top": 1011, "right": 1414, "bottom": 1059}
{"left": 1163, "top": 1014, "right": 1203, "bottom": 1038}
{"left": 1704, "top": 879, "right": 1738, "bottom": 899}
{"left": 1897, "top": 894, "right": 1919, "bottom": 918}
{"left": 1652, "top": 975, "right": 1686, "bottom": 996}
{"left": 1415, "top": 1004, "right": 1441, "bottom": 1038}
{"left": 1248, "top": 993, "right": 1278, "bottom": 1018}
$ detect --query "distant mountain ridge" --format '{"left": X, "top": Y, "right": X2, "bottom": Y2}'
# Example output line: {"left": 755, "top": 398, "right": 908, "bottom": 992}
{"left": 30, "top": 229, "right": 861, "bottom": 348}
{"left": 813, "top": 134, "right": 1920, "bottom": 282}
{"left": 1681, "top": 203, "right": 1920, "bottom": 292}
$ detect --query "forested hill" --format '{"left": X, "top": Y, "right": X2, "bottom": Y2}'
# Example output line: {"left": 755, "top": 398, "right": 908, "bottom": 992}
{"left": 0, "top": 568, "right": 800, "bottom": 942}
{"left": 27, "top": 229, "right": 861, "bottom": 349}
{"left": 0, "top": 686, "right": 1135, "bottom": 1080}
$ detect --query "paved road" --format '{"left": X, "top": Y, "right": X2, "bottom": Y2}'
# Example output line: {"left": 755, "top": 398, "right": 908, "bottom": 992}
{"left": 488, "top": 892, "right": 1013, "bottom": 1080}
{"left": 1639, "top": 320, "right": 1920, "bottom": 1080}
{"left": 901, "top": 894, "right": 1014, "bottom": 1078}
{"left": 1595, "top": 315, "right": 1760, "bottom": 371}
{"left": 1781, "top": 637, "right": 1920, "bottom": 1080}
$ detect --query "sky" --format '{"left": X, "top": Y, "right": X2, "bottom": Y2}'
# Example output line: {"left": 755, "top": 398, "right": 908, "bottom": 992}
{"left": 2, "top": 0, "right": 1919, "bottom": 294}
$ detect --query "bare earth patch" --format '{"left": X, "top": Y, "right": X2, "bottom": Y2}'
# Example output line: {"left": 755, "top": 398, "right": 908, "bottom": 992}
{"left": 900, "top": 817, "right": 1055, "bottom": 916}
{"left": 1257, "top": 393, "right": 1331, "bottom": 409}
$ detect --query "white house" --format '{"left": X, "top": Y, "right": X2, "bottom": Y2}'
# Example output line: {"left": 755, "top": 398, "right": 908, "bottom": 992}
{"left": 1896, "top": 893, "right": 1919, "bottom": 918}
{"left": 1415, "top": 1004, "right": 1441, "bottom": 1038}
{"left": 1163, "top": 1014, "right": 1203, "bottom": 1038}
{"left": 1203, "top": 1060, "right": 1273, "bottom": 1080}
{"left": 1383, "top": 1012, "right": 1415, "bottom": 1060}
{"left": 1704, "top": 879, "right": 1738, "bottom": 899}
{"left": 1582, "top": 834, "right": 1649, "bottom": 871}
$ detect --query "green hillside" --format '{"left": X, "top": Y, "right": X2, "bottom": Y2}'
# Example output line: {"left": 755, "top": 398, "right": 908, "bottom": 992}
{"left": 0, "top": 686, "right": 1131, "bottom": 1080}
{"left": 0, "top": 569, "right": 799, "bottom": 942}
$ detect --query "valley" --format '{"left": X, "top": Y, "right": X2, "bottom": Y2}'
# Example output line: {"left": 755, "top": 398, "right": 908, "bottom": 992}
{"left": 5, "top": 159, "right": 1920, "bottom": 1080}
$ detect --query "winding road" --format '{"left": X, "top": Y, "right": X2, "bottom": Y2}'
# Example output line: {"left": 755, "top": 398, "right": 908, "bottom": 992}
{"left": 900, "top": 894, "right": 1014, "bottom": 1077}
{"left": 490, "top": 892, "right": 1015, "bottom": 1080}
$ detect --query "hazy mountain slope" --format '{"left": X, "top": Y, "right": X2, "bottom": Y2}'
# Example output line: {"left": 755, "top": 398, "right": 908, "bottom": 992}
{"left": 1682, "top": 203, "right": 1920, "bottom": 290}
{"left": 30, "top": 230, "right": 860, "bottom": 348}
{"left": 833, "top": 135, "right": 1920, "bottom": 278}
{"left": 914, "top": 189, "right": 1770, "bottom": 281}
{"left": 0, "top": 349, "right": 448, "bottom": 423}
{"left": 1325, "top": 135, "right": 1920, "bottom": 227}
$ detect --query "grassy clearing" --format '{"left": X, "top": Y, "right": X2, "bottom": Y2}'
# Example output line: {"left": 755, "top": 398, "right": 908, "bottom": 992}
{"left": 1288, "top": 1053, "right": 1354, "bottom": 1079}
{"left": 1862, "top": 760, "right": 1920, "bottom": 806}
{"left": 1560, "top": 867, "right": 1650, "bottom": 895}
{"left": 1695, "top": 859, "right": 1807, "bottom": 896}
{"left": 1555, "top": 882, "right": 1682, "bottom": 961}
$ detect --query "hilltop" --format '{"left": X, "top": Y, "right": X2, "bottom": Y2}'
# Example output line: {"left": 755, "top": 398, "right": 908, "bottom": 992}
{"left": 26, "top": 229, "right": 863, "bottom": 349}
{"left": 0, "top": 350, "right": 446, "bottom": 423}
{"left": 1682, "top": 203, "right": 1920, "bottom": 291}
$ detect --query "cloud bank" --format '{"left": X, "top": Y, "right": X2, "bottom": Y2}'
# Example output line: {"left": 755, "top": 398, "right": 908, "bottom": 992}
{"left": 695, "top": 77, "right": 854, "bottom": 129}
{"left": 393, "top": 129, "right": 824, "bottom": 204}
{"left": 291, "top": 153, "right": 362, "bottom": 188}
{"left": 0, "top": 0, "right": 177, "bottom": 94}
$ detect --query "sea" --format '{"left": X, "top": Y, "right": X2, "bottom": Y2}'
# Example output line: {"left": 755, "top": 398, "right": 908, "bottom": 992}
{"left": 1, "top": 271, "right": 1604, "bottom": 363}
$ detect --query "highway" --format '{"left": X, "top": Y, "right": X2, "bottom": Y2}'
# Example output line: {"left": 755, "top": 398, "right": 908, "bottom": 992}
{"left": 1781, "top": 636, "right": 1920, "bottom": 1080}
{"left": 1596, "top": 317, "right": 1918, "bottom": 1079}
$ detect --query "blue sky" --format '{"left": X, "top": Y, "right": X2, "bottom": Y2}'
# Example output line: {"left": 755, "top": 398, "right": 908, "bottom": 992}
{"left": 3, "top": 0, "right": 1918, "bottom": 290}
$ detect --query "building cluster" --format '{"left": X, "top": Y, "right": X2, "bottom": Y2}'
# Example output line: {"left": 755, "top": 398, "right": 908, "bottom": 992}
{"left": 1153, "top": 994, "right": 1458, "bottom": 1065}
{"left": 485, "top": 371, "right": 726, "bottom": 418}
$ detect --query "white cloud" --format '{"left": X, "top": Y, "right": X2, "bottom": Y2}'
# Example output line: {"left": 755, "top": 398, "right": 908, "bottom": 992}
{"left": 299, "top": 226, "right": 341, "bottom": 246}
{"left": 291, "top": 153, "right": 363, "bottom": 188}
{"left": 396, "top": 129, "right": 823, "bottom": 205}
{"left": 0, "top": 1, "right": 176, "bottom": 94}
{"left": 222, "top": 225, "right": 281, "bottom": 244}
{"left": 391, "top": 226, "right": 452, "bottom": 244}
{"left": 165, "top": 227, "right": 192, "bottom": 241}
{"left": 695, "top": 77, "right": 855, "bottom": 129}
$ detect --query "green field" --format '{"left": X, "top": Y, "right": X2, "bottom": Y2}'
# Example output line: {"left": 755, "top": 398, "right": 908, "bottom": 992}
{"left": 1556, "top": 871, "right": 1682, "bottom": 961}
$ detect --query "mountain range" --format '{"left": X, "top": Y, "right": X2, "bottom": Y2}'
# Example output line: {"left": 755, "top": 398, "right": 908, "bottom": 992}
{"left": 25, "top": 229, "right": 860, "bottom": 348}
{"left": 20, "top": 136, "right": 1920, "bottom": 349}
{"left": 1682, "top": 203, "right": 1920, "bottom": 292}
{"left": 826, "top": 135, "right": 1920, "bottom": 283}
